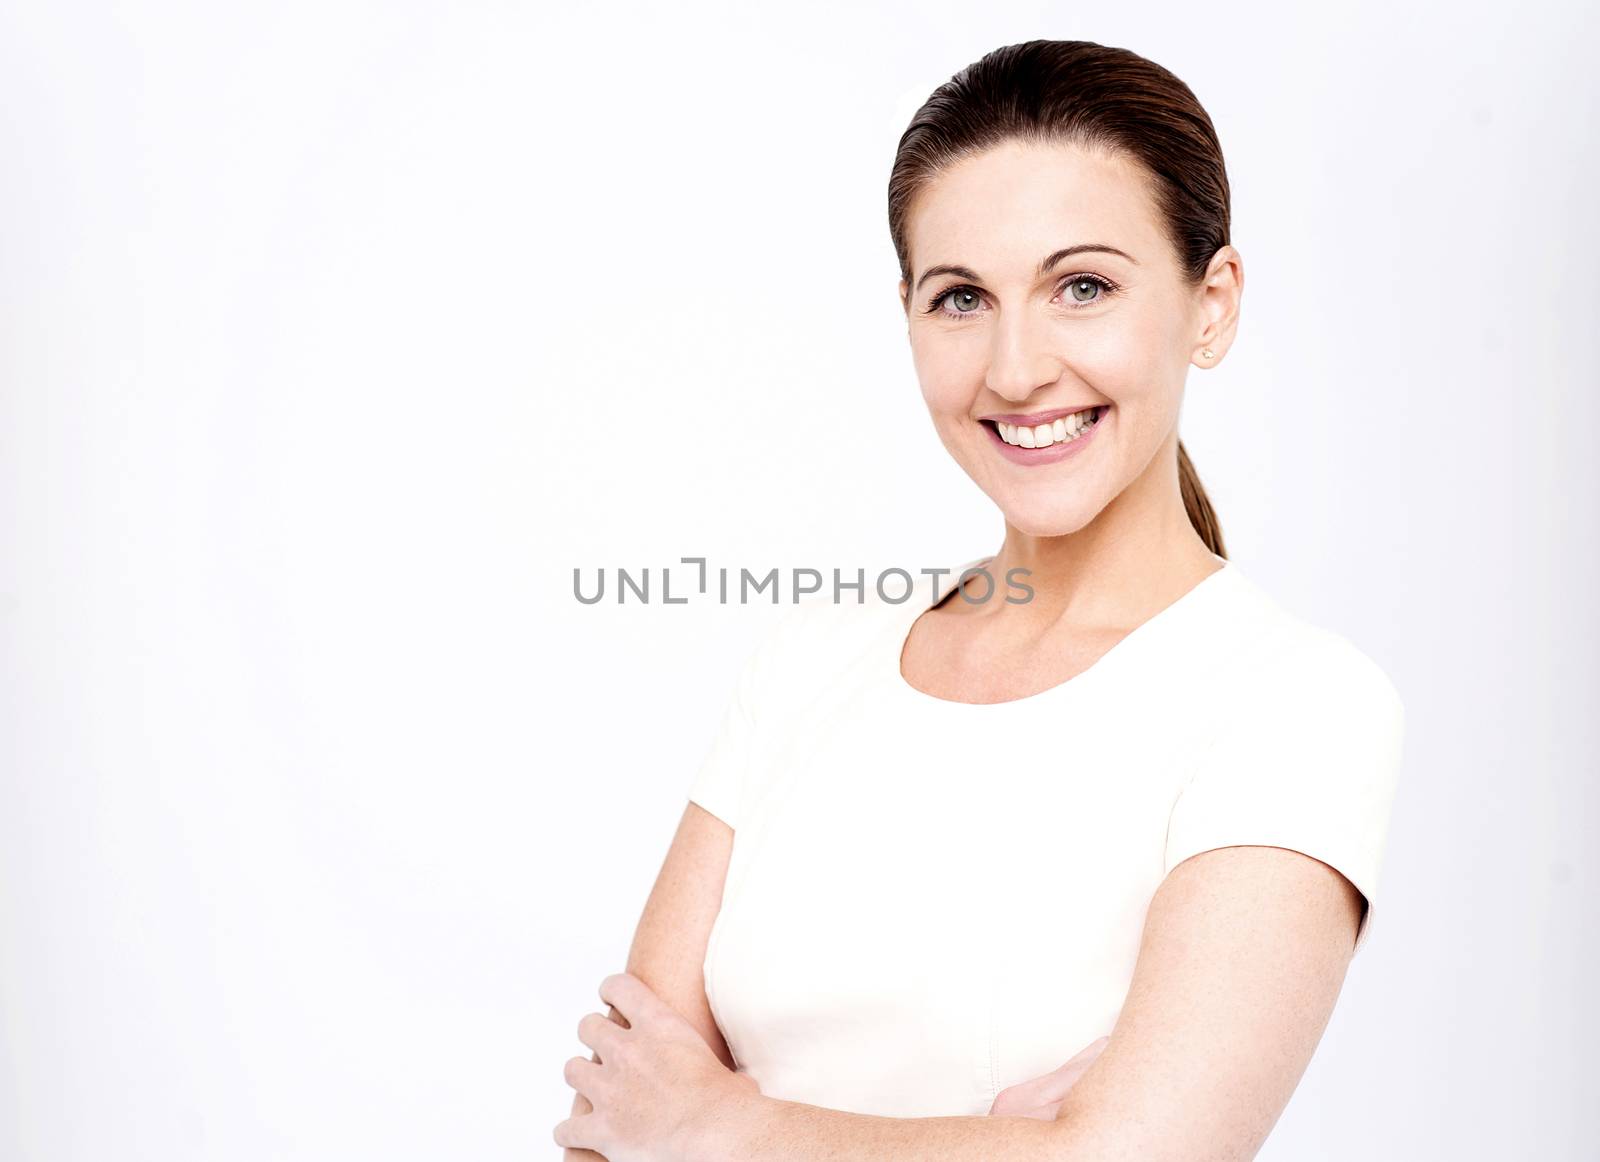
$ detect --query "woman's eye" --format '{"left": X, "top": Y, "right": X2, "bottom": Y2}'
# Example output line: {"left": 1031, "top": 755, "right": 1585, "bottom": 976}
{"left": 923, "top": 274, "right": 1120, "bottom": 319}
{"left": 923, "top": 286, "right": 985, "bottom": 317}
{"left": 1066, "top": 277, "right": 1106, "bottom": 304}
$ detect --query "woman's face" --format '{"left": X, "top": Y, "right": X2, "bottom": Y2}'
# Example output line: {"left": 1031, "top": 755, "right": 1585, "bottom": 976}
{"left": 900, "top": 138, "right": 1234, "bottom": 538}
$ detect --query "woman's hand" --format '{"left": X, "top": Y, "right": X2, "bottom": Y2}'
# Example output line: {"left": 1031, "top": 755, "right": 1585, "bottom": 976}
{"left": 987, "top": 1036, "right": 1111, "bottom": 1120}
{"left": 555, "top": 972, "right": 759, "bottom": 1162}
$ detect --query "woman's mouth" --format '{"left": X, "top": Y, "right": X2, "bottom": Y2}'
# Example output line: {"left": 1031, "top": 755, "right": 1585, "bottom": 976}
{"left": 979, "top": 405, "right": 1109, "bottom": 465}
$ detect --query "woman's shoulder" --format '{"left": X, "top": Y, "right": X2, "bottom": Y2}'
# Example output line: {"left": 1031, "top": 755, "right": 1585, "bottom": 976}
{"left": 748, "top": 585, "right": 912, "bottom": 668}
{"left": 721, "top": 584, "right": 906, "bottom": 711}
{"left": 1215, "top": 565, "right": 1406, "bottom": 724}
{"left": 730, "top": 556, "right": 990, "bottom": 709}
{"left": 755, "top": 556, "right": 987, "bottom": 642}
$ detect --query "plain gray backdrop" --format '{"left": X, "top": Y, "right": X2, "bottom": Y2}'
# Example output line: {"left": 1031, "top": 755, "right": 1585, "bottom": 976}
{"left": 1, "top": 0, "right": 1594, "bottom": 1158}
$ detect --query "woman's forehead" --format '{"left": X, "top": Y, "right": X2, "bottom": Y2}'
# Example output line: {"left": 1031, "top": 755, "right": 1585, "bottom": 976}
{"left": 905, "top": 146, "right": 1162, "bottom": 283}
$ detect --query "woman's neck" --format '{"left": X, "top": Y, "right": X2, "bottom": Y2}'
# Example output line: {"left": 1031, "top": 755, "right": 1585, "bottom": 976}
{"left": 972, "top": 465, "right": 1220, "bottom": 629}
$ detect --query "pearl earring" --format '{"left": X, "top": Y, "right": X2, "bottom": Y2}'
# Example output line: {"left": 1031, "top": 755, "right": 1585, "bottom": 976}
{"left": 1201, "top": 348, "right": 1214, "bottom": 360}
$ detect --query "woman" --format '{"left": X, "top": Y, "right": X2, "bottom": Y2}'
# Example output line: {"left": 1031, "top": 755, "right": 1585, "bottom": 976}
{"left": 557, "top": 39, "right": 1406, "bottom": 1161}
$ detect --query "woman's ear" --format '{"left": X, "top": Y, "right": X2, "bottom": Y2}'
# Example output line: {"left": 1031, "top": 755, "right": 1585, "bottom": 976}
{"left": 1192, "top": 245, "right": 1244, "bottom": 366}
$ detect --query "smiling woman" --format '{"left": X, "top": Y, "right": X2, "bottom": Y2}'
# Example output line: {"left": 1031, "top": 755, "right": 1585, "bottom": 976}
{"left": 558, "top": 38, "right": 1407, "bottom": 1162}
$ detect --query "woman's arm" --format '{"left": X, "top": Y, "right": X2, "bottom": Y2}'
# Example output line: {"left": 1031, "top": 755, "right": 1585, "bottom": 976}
{"left": 692, "top": 843, "right": 1365, "bottom": 1162}
{"left": 563, "top": 801, "right": 738, "bottom": 1162}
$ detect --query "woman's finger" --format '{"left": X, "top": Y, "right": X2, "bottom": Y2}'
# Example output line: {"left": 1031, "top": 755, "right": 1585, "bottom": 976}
{"left": 1031, "top": 1035, "right": 1111, "bottom": 1101}
{"left": 597, "top": 971, "right": 673, "bottom": 1028}
{"left": 989, "top": 1085, "right": 1063, "bottom": 1119}
{"left": 575, "top": 1011, "right": 625, "bottom": 1057}
{"left": 996, "top": 1097, "right": 1061, "bottom": 1121}
{"left": 988, "top": 1035, "right": 1111, "bottom": 1115}
{"left": 561, "top": 1055, "right": 603, "bottom": 1099}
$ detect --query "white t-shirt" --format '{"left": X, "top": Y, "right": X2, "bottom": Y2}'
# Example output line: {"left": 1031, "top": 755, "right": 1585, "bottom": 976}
{"left": 687, "top": 554, "right": 1406, "bottom": 1119}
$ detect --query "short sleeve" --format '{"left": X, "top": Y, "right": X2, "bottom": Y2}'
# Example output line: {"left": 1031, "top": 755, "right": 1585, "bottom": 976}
{"left": 1162, "top": 630, "right": 1407, "bottom": 957}
{"left": 685, "top": 603, "right": 811, "bottom": 830}
{"left": 686, "top": 649, "right": 759, "bottom": 830}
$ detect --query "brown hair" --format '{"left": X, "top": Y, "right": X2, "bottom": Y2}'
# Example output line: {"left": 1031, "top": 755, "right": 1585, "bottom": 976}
{"left": 888, "top": 39, "right": 1229, "bottom": 558}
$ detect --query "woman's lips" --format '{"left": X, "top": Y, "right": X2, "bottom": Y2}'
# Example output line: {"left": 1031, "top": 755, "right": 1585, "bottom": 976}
{"left": 982, "top": 406, "right": 1109, "bottom": 466}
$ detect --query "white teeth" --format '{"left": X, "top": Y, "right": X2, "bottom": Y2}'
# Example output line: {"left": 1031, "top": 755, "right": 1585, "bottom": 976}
{"left": 996, "top": 408, "right": 1100, "bottom": 448}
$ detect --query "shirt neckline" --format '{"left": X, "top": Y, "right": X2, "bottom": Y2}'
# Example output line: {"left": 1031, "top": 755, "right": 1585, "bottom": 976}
{"left": 888, "top": 553, "right": 1235, "bottom": 709}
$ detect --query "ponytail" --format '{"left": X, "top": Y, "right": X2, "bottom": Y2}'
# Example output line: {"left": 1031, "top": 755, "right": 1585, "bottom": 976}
{"left": 1177, "top": 439, "right": 1226, "bottom": 558}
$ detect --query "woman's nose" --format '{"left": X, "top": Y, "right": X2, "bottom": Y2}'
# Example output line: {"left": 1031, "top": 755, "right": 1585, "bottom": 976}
{"left": 984, "top": 315, "right": 1064, "bottom": 402}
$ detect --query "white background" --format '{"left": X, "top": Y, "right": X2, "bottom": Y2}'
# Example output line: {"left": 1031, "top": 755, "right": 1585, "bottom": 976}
{"left": 2, "top": 1, "right": 1595, "bottom": 1158}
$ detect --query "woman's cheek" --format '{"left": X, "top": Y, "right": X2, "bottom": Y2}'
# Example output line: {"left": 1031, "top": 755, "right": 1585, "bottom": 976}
{"left": 913, "top": 357, "right": 972, "bottom": 415}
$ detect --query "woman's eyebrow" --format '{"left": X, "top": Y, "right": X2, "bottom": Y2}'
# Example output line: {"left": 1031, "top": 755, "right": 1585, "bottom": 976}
{"left": 913, "top": 244, "right": 1140, "bottom": 293}
{"left": 1038, "top": 243, "right": 1140, "bottom": 274}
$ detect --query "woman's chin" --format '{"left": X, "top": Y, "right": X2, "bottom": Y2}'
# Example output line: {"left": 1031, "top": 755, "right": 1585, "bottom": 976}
{"left": 994, "top": 500, "right": 1100, "bottom": 538}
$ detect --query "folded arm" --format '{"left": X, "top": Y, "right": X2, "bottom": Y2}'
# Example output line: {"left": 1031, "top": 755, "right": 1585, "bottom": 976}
{"left": 562, "top": 803, "right": 738, "bottom": 1162}
{"left": 695, "top": 843, "right": 1366, "bottom": 1162}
